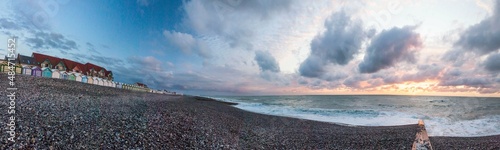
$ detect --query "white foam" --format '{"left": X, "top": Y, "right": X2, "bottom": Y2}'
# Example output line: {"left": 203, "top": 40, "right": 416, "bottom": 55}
{"left": 232, "top": 101, "right": 500, "bottom": 137}
{"left": 425, "top": 115, "right": 500, "bottom": 137}
{"left": 234, "top": 102, "right": 418, "bottom": 126}
{"left": 209, "top": 97, "right": 500, "bottom": 137}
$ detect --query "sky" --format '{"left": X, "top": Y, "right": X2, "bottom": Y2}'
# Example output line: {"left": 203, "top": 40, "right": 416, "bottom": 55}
{"left": 0, "top": 0, "right": 499, "bottom": 97}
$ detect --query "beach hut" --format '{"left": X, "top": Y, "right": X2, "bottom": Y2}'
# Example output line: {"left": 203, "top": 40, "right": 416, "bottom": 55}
{"left": 93, "top": 77, "right": 99, "bottom": 85}
{"left": 15, "top": 65, "right": 22, "bottom": 74}
{"left": 31, "top": 66, "right": 42, "bottom": 77}
{"left": 87, "top": 76, "right": 94, "bottom": 84}
{"left": 42, "top": 67, "right": 52, "bottom": 78}
{"left": 81, "top": 75, "right": 88, "bottom": 83}
{"left": 68, "top": 73, "right": 76, "bottom": 81}
{"left": 98, "top": 78, "right": 104, "bottom": 86}
{"left": 103, "top": 80, "right": 108, "bottom": 86}
{"left": 51, "top": 69, "right": 61, "bottom": 79}
{"left": 61, "top": 71, "right": 68, "bottom": 80}
{"left": 75, "top": 73, "right": 82, "bottom": 82}
{"left": 22, "top": 66, "right": 32, "bottom": 75}
{"left": 111, "top": 82, "right": 116, "bottom": 88}
{"left": 116, "top": 82, "right": 122, "bottom": 89}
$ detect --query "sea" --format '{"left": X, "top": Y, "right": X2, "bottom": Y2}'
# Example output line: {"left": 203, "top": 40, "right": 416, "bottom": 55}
{"left": 208, "top": 95, "right": 500, "bottom": 137}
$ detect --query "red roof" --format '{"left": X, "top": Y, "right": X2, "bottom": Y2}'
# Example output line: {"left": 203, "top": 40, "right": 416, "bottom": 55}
{"left": 105, "top": 70, "right": 112, "bottom": 76}
{"left": 84, "top": 63, "right": 105, "bottom": 72}
{"left": 32, "top": 52, "right": 61, "bottom": 67}
{"left": 135, "top": 82, "right": 147, "bottom": 87}
{"left": 31, "top": 52, "right": 112, "bottom": 76}
{"left": 62, "top": 59, "right": 86, "bottom": 72}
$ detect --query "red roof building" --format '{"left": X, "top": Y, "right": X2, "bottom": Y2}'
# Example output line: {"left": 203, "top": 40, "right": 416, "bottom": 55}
{"left": 31, "top": 52, "right": 113, "bottom": 81}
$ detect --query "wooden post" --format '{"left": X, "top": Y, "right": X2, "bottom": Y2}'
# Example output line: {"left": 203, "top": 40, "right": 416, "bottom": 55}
{"left": 412, "top": 120, "right": 433, "bottom": 150}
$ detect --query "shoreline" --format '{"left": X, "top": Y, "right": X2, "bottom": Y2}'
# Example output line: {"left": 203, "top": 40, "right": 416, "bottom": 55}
{"left": 1, "top": 74, "right": 499, "bottom": 149}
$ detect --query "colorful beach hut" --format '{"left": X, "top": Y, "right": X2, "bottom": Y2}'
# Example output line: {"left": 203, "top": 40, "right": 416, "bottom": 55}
{"left": 22, "top": 66, "right": 32, "bottom": 75}
{"left": 42, "top": 67, "right": 52, "bottom": 78}
{"left": 87, "top": 76, "right": 93, "bottom": 84}
{"left": 31, "top": 66, "right": 42, "bottom": 77}
{"left": 15, "top": 65, "right": 22, "bottom": 74}
{"left": 61, "top": 72, "right": 68, "bottom": 80}
{"left": 68, "top": 73, "right": 76, "bottom": 81}
{"left": 52, "top": 69, "right": 61, "bottom": 79}
{"left": 81, "top": 75, "right": 88, "bottom": 83}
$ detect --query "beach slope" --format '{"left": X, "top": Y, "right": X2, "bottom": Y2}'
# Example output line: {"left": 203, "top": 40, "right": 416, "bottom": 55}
{"left": 0, "top": 74, "right": 498, "bottom": 149}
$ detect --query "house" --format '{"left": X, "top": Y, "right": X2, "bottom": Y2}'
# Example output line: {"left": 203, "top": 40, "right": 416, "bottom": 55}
{"left": 31, "top": 66, "right": 42, "bottom": 77}
{"left": 62, "top": 59, "right": 84, "bottom": 73}
{"left": 42, "top": 67, "right": 52, "bottom": 78}
{"left": 17, "top": 54, "right": 36, "bottom": 66}
{"left": 135, "top": 82, "right": 148, "bottom": 88}
{"left": 17, "top": 54, "right": 36, "bottom": 75}
{"left": 105, "top": 70, "right": 113, "bottom": 81}
{"left": 51, "top": 69, "right": 61, "bottom": 79}
{"left": 32, "top": 53, "right": 61, "bottom": 69}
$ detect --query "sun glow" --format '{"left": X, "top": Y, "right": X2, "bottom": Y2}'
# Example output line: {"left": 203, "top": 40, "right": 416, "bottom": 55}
{"left": 380, "top": 80, "right": 439, "bottom": 95}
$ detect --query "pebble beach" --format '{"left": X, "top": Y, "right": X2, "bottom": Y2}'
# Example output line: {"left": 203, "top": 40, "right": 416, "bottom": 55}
{"left": 1, "top": 74, "right": 499, "bottom": 149}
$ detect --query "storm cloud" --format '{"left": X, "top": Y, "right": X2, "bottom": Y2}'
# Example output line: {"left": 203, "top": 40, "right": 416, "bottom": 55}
{"left": 254, "top": 50, "right": 280, "bottom": 73}
{"left": 25, "top": 31, "right": 78, "bottom": 50}
{"left": 484, "top": 52, "right": 500, "bottom": 72}
{"left": 453, "top": 0, "right": 500, "bottom": 55}
{"left": 358, "top": 26, "right": 422, "bottom": 73}
{"left": 299, "top": 11, "right": 366, "bottom": 78}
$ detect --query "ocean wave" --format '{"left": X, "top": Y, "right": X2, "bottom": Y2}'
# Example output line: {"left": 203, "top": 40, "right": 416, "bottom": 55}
{"left": 210, "top": 96, "right": 500, "bottom": 137}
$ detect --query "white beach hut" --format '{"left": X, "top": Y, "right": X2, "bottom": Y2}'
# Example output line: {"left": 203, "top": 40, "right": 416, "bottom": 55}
{"left": 75, "top": 73, "right": 82, "bottom": 82}
{"left": 93, "top": 77, "right": 99, "bottom": 85}
{"left": 98, "top": 78, "right": 104, "bottom": 86}
{"left": 22, "top": 65, "right": 32, "bottom": 75}
{"left": 51, "top": 69, "right": 61, "bottom": 79}
{"left": 103, "top": 80, "right": 109, "bottom": 87}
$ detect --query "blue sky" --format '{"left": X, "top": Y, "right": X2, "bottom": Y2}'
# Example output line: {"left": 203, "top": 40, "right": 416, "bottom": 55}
{"left": 0, "top": 0, "right": 499, "bottom": 96}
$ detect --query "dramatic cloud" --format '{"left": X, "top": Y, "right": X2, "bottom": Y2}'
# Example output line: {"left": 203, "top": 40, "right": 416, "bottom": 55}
{"left": 453, "top": 0, "right": 500, "bottom": 55}
{"left": 163, "top": 30, "right": 211, "bottom": 58}
{"left": 484, "top": 52, "right": 500, "bottom": 72}
{"left": 25, "top": 31, "right": 78, "bottom": 50}
{"left": 359, "top": 26, "right": 422, "bottom": 73}
{"left": 254, "top": 50, "right": 280, "bottom": 73}
{"left": 401, "top": 64, "right": 443, "bottom": 82}
{"left": 299, "top": 11, "right": 366, "bottom": 78}
{"left": 182, "top": 0, "right": 293, "bottom": 49}
{"left": 0, "top": 18, "right": 21, "bottom": 30}
{"left": 439, "top": 77, "right": 492, "bottom": 88}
